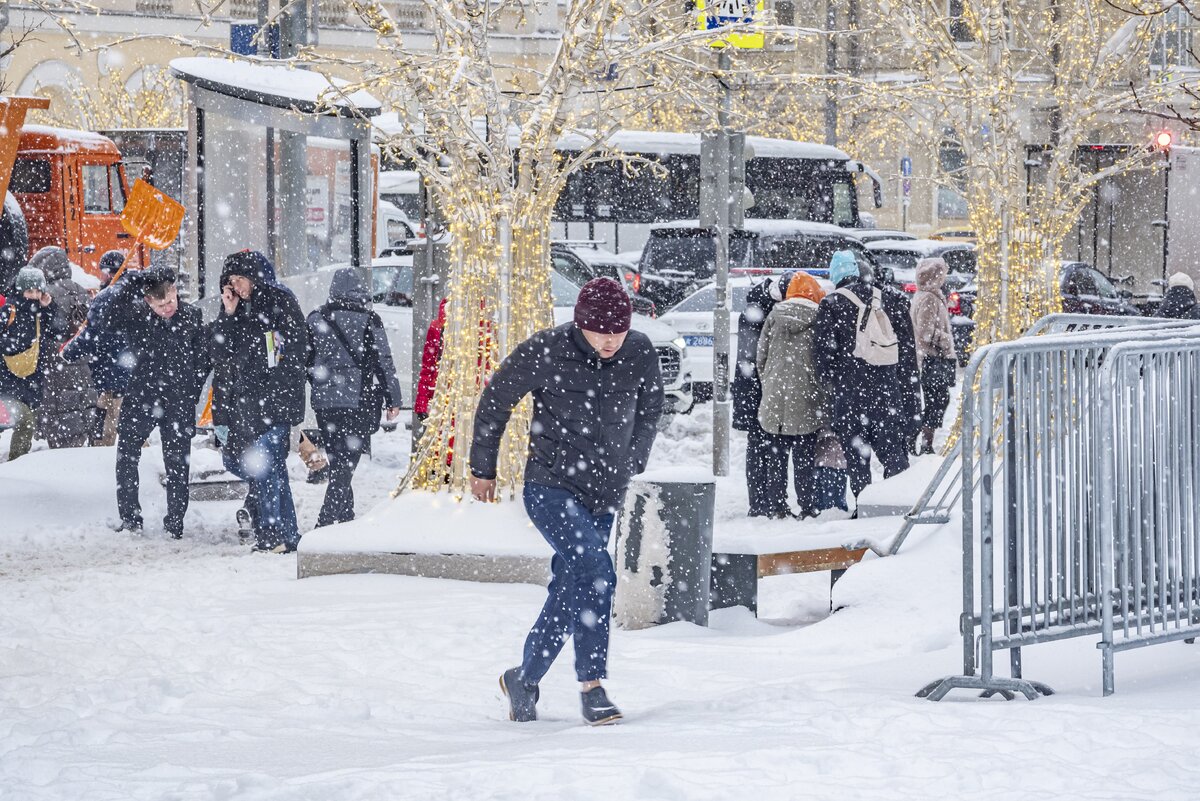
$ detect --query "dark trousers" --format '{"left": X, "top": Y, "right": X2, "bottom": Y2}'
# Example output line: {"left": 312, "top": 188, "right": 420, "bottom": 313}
{"left": 920, "top": 357, "right": 956, "bottom": 429}
{"left": 116, "top": 396, "right": 193, "bottom": 535}
{"left": 838, "top": 406, "right": 910, "bottom": 498}
{"left": 751, "top": 429, "right": 819, "bottom": 515}
{"left": 519, "top": 482, "right": 616, "bottom": 685}
{"left": 316, "top": 412, "right": 368, "bottom": 528}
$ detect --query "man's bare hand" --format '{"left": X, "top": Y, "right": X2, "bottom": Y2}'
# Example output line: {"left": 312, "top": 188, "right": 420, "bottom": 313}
{"left": 220, "top": 285, "right": 239, "bottom": 316}
{"left": 471, "top": 476, "right": 497, "bottom": 502}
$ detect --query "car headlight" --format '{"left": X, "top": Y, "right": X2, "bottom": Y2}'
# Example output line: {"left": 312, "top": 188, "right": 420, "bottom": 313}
{"left": 672, "top": 336, "right": 686, "bottom": 350}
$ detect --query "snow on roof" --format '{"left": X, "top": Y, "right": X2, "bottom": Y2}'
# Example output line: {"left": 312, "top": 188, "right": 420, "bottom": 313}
{"left": 555, "top": 129, "right": 850, "bottom": 161}
{"left": 18, "top": 125, "right": 120, "bottom": 154}
{"left": 378, "top": 170, "right": 421, "bottom": 195}
{"left": 650, "top": 218, "right": 859, "bottom": 238}
{"left": 170, "top": 57, "right": 381, "bottom": 115}
{"left": 560, "top": 245, "right": 635, "bottom": 267}
{"left": 865, "top": 238, "right": 974, "bottom": 256}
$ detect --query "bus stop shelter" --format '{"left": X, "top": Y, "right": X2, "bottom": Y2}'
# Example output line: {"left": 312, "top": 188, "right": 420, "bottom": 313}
{"left": 170, "top": 57, "right": 380, "bottom": 299}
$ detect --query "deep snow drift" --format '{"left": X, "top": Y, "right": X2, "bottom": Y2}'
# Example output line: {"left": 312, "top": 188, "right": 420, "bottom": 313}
{"left": 3, "top": 410, "right": 1200, "bottom": 800}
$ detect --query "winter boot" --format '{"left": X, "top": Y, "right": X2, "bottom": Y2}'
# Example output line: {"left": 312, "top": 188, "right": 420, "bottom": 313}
{"left": 236, "top": 506, "right": 255, "bottom": 540}
{"left": 580, "top": 685, "right": 622, "bottom": 726}
{"left": 920, "top": 427, "right": 936, "bottom": 455}
{"left": 499, "top": 667, "right": 539, "bottom": 722}
{"left": 112, "top": 518, "right": 143, "bottom": 535}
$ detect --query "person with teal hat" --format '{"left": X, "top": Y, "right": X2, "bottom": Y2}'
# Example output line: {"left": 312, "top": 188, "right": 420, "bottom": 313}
{"left": 813, "top": 249, "right": 919, "bottom": 513}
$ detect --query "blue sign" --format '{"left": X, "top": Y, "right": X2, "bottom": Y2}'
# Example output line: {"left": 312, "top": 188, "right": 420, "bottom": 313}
{"left": 900, "top": 156, "right": 912, "bottom": 177}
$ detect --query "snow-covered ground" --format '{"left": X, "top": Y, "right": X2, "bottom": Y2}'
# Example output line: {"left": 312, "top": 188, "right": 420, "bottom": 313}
{"left": 4, "top": 408, "right": 1200, "bottom": 799}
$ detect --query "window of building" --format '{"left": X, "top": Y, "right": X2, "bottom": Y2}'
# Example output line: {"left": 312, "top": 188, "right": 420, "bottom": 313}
{"left": 1151, "top": 5, "right": 1196, "bottom": 69}
{"left": 948, "top": 0, "right": 974, "bottom": 43}
{"left": 937, "top": 135, "right": 969, "bottom": 219}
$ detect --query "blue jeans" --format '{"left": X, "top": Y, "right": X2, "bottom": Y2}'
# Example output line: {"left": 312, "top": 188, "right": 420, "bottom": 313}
{"left": 223, "top": 424, "right": 300, "bottom": 549}
{"left": 520, "top": 483, "right": 617, "bottom": 685}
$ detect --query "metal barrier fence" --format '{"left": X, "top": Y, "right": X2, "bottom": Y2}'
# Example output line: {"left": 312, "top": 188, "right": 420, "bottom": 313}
{"left": 893, "top": 315, "right": 1171, "bottom": 556}
{"left": 919, "top": 315, "right": 1200, "bottom": 700}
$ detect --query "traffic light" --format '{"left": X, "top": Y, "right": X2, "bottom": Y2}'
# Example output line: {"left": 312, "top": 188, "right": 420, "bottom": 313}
{"left": 1153, "top": 130, "right": 1174, "bottom": 153}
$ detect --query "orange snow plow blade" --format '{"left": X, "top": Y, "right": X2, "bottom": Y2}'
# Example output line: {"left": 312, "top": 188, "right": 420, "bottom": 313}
{"left": 111, "top": 179, "right": 186, "bottom": 282}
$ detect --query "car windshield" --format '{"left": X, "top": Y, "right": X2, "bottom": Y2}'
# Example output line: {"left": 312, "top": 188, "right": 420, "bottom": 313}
{"left": 552, "top": 271, "right": 582, "bottom": 306}
{"left": 372, "top": 263, "right": 415, "bottom": 302}
{"left": 870, "top": 250, "right": 920, "bottom": 272}
{"left": 673, "top": 285, "right": 753, "bottom": 314}
{"left": 1092, "top": 269, "right": 1119, "bottom": 298}
{"left": 643, "top": 231, "right": 752, "bottom": 279}
{"left": 943, "top": 249, "right": 976, "bottom": 274}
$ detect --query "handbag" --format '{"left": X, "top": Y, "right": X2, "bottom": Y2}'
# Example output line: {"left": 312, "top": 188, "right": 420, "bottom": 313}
{"left": 319, "top": 308, "right": 385, "bottom": 429}
{"left": 3, "top": 307, "right": 41, "bottom": 379}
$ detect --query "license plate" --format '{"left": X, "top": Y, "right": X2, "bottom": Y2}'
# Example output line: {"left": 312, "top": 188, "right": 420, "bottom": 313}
{"left": 685, "top": 335, "right": 714, "bottom": 347}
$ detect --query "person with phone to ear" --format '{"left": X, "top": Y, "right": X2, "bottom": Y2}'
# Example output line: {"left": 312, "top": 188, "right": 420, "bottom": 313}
{"left": 210, "top": 250, "right": 308, "bottom": 554}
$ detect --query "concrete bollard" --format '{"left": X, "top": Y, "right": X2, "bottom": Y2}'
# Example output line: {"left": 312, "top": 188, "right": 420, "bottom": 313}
{"left": 612, "top": 469, "right": 715, "bottom": 629}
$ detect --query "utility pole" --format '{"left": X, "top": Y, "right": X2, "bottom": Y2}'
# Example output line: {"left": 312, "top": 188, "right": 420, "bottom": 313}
{"left": 823, "top": 0, "right": 837, "bottom": 145}
{"left": 277, "top": 0, "right": 310, "bottom": 278}
{"left": 701, "top": 50, "right": 743, "bottom": 477}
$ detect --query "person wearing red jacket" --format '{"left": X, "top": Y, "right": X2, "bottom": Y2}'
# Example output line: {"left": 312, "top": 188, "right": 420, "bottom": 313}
{"left": 414, "top": 298, "right": 447, "bottom": 421}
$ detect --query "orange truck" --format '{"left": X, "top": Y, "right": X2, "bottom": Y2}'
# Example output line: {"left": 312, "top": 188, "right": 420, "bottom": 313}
{"left": 0, "top": 95, "right": 146, "bottom": 287}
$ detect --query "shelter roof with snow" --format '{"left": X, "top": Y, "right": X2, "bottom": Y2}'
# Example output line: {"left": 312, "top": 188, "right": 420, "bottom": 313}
{"left": 169, "top": 57, "right": 381, "bottom": 118}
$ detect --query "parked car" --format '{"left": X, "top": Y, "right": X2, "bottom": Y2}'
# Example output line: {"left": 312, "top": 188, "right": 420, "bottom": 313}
{"left": 851, "top": 228, "right": 919, "bottom": 245}
{"left": 658, "top": 272, "right": 836, "bottom": 401}
{"left": 550, "top": 242, "right": 656, "bottom": 316}
{"left": 282, "top": 256, "right": 693, "bottom": 414}
{"left": 929, "top": 227, "right": 976, "bottom": 244}
{"left": 947, "top": 260, "right": 1139, "bottom": 365}
{"left": 864, "top": 238, "right": 976, "bottom": 292}
{"left": 638, "top": 219, "right": 878, "bottom": 310}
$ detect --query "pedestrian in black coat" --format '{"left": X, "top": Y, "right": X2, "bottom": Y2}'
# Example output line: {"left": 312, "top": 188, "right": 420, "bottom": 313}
{"left": 100, "top": 268, "right": 211, "bottom": 536}
{"left": 731, "top": 273, "right": 797, "bottom": 517}
{"left": 62, "top": 251, "right": 135, "bottom": 446}
{"left": 1155, "top": 273, "right": 1200, "bottom": 319}
{"left": 813, "top": 250, "right": 919, "bottom": 505}
{"left": 210, "top": 250, "right": 308, "bottom": 553}
{"left": 0, "top": 267, "right": 65, "bottom": 460}
{"left": 471, "top": 278, "right": 663, "bottom": 726}
{"left": 306, "top": 267, "right": 403, "bottom": 527}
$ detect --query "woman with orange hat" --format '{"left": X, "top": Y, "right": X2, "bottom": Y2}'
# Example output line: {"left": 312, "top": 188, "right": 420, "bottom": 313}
{"left": 754, "top": 272, "right": 830, "bottom": 519}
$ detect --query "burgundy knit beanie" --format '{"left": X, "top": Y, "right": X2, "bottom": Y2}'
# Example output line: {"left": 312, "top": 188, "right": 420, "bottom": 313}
{"left": 574, "top": 277, "right": 632, "bottom": 334}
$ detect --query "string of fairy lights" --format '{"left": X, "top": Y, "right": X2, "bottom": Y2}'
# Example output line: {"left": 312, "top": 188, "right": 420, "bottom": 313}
{"left": 21, "top": 0, "right": 1194, "bottom": 488}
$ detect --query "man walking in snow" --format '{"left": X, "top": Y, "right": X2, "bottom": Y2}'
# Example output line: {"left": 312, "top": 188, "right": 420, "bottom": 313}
{"left": 470, "top": 278, "right": 664, "bottom": 726}
{"left": 101, "top": 267, "right": 210, "bottom": 537}
{"left": 210, "top": 250, "right": 307, "bottom": 554}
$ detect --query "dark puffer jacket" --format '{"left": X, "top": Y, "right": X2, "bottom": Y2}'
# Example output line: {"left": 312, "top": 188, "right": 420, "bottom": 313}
{"left": 306, "top": 268, "right": 403, "bottom": 423}
{"left": 813, "top": 277, "right": 921, "bottom": 435}
{"left": 0, "top": 296, "right": 67, "bottom": 409}
{"left": 1155, "top": 285, "right": 1200, "bottom": 320}
{"left": 210, "top": 274, "right": 308, "bottom": 451}
{"left": 732, "top": 274, "right": 791, "bottom": 432}
{"left": 62, "top": 275, "right": 134, "bottom": 394}
{"left": 99, "top": 268, "right": 210, "bottom": 413}
{"left": 470, "top": 322, "right": 665, "bottom": 514}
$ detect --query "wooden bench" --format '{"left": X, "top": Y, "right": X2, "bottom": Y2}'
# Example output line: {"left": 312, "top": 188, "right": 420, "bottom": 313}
{"left": 710, "top": 544, "right": 869, "bottom": 616}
